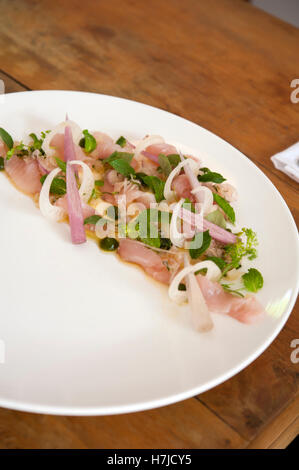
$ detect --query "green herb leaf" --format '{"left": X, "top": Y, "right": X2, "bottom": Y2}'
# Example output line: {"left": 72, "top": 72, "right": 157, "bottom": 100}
{"left": 141, "top": 175, "right": 165, "bottom": 202}
{"left": 198, "top": 171, "right": 226, "bottom": 184}
{"left": 189, "top": 230, "right": 211, "bottom": 259}
{"left": 95, "top": 179, "right": 104, "bottom": 187}
{"left": 242, "top": 268, "right": 263, "bottom": 293}
{"left": 158, "top": 153, "right": 172, "bottom": 176}
{"left": 0, "top": 128, "right": 13, "bottom": 150}
{"left": 55, "top": 157, "right": 66, "bottom": 173}
{"left": 80, "top": 130, "right": 97, "bottom": 153}
{"left": 116, "top": 136, "right": 127, "bottom": 147}
{"left": 213, "top": 193, "right": 235, "bottom": 223}
{"left": 106, "top": 151, "right": 133, "bottom": 164}
{"left": 29, "top": 133, "right": 43, "bottom": 152}
{"left": 0, "top": 156, "right": 4, "bottom": 171}
{"left": 223, "top": 228, "right": 258, "bottom": 276}
{"left": 84, "top": 215, "right": 102, "bottom": 225}
{"left": 205, "top": 209, "right": 227, "bottom": 228}
{"left": 40, "top": 175, "right": 66, "bottom": 195}
{"left": 140, "top": 237, "right": 161, "bottom": 248}
{"left": 206, "top": 256, "right": 227, "bottom": 271}
{"left": 167, "top": 154, "right": 181, "bottom": 168}
{"left": 109, "top": 158, "right": 136, "bottom": 177}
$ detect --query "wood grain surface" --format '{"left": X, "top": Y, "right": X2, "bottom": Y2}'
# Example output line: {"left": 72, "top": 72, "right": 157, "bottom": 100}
{"left": 0, "top": 0, "right": 298, "bottom": 449}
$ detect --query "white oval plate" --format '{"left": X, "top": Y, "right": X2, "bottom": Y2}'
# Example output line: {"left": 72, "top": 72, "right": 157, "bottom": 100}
{"left": 0, "top": 91, "right": 298, "bottom": 416}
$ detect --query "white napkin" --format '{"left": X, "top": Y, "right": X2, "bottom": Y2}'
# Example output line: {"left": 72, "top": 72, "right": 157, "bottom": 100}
{"left": 271, "top": 142, "right": 299, "bottom": 183}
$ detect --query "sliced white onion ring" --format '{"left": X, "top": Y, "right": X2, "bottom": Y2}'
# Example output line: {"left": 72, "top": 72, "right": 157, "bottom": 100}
{"left": 68, "top": 160, "right": 94, "bottom": 203}
{"left": 191, "top": 185, "right": 214, "bottom": 215}
{"left": 42, "top": 120, "right": 82, "bottom": 157}
{"left": 164, "top": 158, "right": 200, "bottom": 202}
{"left": 134, "top": 135, "right": 164, "bottom": 159}
{"left": 168, "top": 260, "right": 221, "bottom": 304}
{"left": 169, "top": 199, "right": 187, "bottom": 248}
{"left": 39, "top": 167, "right": 66, "bottom": 222}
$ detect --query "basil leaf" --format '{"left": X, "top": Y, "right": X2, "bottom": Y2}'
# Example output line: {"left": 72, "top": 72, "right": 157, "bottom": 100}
{"left": 242, "top": 268, "right": 263, "bottom": 293}
{"left": 0, "top": 156, "right": 4, "bottom": 170}
{"left": 141, "top": 175, "right": 165, "bottom": 202}
{"left": 95, "top": 179, "right": 104, "bottom": 187}
{"left": 205, "top": 209, "right": 226, "bottom": 229}
{"left": 189, "top": 230, "right": 211, "bottom": 259}
{"left": 116, "top": 136, "right": 127, "bottom": 147}
{"left": 40, "top": 175, "right": 66, "bottom": 195}
{"left": 198, "top": 171, "right": 226, "bottom": 183}
{"left": 206, "top": 256, "right": 227, "bottom": 271}
{"left": 81, "top": 130, "right": 97, "bottom": 153}
{"left": 0, "top": 128, "right": 13, "bottom": 150}
{"left": 106, "top": 151, "right": 133, "bottom": 164}
{"left": 158, "top": 153, "right": 172, "bottom": 176}
{"left": 84, "top": 215, "right": 102, "bottom": 225}
{"left": 109, "top": 158, "right": 136, "bottom": 177}
{"left": 213, "top": 193, "right": 235, "bottom": 223}
{"left": 55, "top": 157, "right": 66, "bottom": 173}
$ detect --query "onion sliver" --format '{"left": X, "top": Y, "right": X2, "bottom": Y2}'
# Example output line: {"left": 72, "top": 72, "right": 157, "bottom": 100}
{"left": 42, "top": 120, "right": 82, "bottom": 157}
{"left": 168, "top": 260, "right": 221, "bottom": 304}
{"left": 184, "top": 255, "right": 214, "bottom": 332}
{"left": 134, "top": 135, "right": 164, "bottom": 159}
{"left": 39, "top": 167, "right": 66, "bottom": 221}
{"left": 164, "top": 159, "right": 199, "bottom": 202}
{"left": 170, "top": 199, "right": 192, "bottom": 248}
{"left": 180, "top": 208, "right": 237, "bottom": 245}
{"left": 65, "top": 125, "right": 86, "bottom": 245}
{"left": 68, "top": 160, "right": 94, "bottom": 203}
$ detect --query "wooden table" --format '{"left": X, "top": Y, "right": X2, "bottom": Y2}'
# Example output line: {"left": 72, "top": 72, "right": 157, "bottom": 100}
{"left": 0, "top": 0, "right": 298, "bottom": 449}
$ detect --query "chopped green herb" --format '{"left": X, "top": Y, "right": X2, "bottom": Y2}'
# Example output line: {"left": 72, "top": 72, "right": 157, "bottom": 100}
{"left": 158, "top": 153, "right": 172, "bottom": 176}
{"left": 106, "top": 151, "right": 133, "bottom": 164}
{"left": 95, "top": 179, "right": 104, "bottom": 187}
{"left": 109, "top": 158, "right": 136, "bottom": 178}
{"left": 206, "top": 256, "right": 227, "bottom": 271}
{"left": 55, "top": 157, "right": 66, "bottom": 173}
{"left": 198, "top": 171, "right": 226, "bottom": 184}
{"left": 223, "top": 228, "right": 258, "bottom": 276}
{"left": 0, "top": 156, "right": 4, "bottom": 170}
{"left": 80, "top": 130, "right": 97, "bottom": 153}
{"left": 189, "top": 230, "right": 211, "bottom": 259}
{"left": 116, "top": 136, "right": 127, "bottom": 147}
{"left": 0, "top": 128, "right": 13, "bottom": 150}
{"left": 213, "top": 193, "right": 235, "bottom": 223}
{"left": 140, "top": 175, "right": 165, "bottom": 202}
{"left": 29, "top": 133, "right": 44, "bottom": 154}
{"left": 205, "top": 209, "right": 226, "bottom": 229}
{"left": 242, "top": 268, "right": 263, "bottom": 293}
{"left": 99, "top": 237, "right": 119, "bottom": 251}
{"left": 40, "top": 175, "right": 66, "bottom": 195}
{"left": 84, "top": 215, "right": 102, "bottom": 225}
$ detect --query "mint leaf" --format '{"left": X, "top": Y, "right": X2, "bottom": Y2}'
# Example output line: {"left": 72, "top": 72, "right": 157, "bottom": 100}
{"left": 109, "top": 158, "right": 136, "bottom": 177}
{"left": 189, "top": 230, "right": 211, "bottom": 259}
{"left": 55, "top": 157, "right": 66, "bottom": 173}
{"left": 106, "top": 151, "right": 133, "bottom": 164}
{"left": 116, "top": 136, "right": 127, "bottom": 147}
{"left": 158, "top": 153, "right": 172, "bottom": 176}
{"left": 205, "top": 209, "right": 226, "bottom": 229}
{"left": 167, "top": 154, "right": 180, "bottom": 168}
{"left": 242, "top": 268, "right": 263, "bottom": 293}
{"left": 206, "top": 256, "right": 227, "bottom": 270}
{"left": 0, "top": 128, "right": 13, "bottom": 150}
{"left": 198, "top": 171, "right": 226, "bottom": 183}
{"left": 141, "top": 175, "right": 165, "bottom": 202}
{"left": 79, "top": 130, "right": 97, "bottom": 153}
{"left": 84, "top": 215, "right": 102, "bottom": 225}
{"left": 213, "top": 193, "right": 235, "bottom": 223}
{"left": 40, "top": 175, "right": 66, "bottom": 195}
